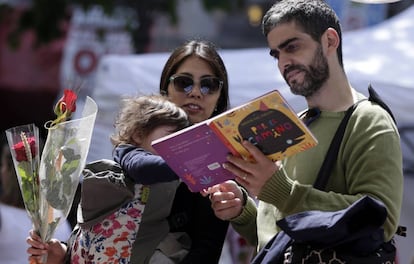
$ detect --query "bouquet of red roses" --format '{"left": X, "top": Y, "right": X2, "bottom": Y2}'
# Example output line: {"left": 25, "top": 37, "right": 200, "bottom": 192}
{"left": 5, "top": 90, "right": 97, "bottom": 263}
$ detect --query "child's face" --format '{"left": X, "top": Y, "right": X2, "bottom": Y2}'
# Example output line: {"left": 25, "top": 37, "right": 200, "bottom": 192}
{"left": 141, "top": 125, "right": 177, "bottom": 154}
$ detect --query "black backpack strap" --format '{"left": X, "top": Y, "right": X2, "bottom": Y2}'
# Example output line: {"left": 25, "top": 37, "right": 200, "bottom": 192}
{"left": 314, "top": 85, "right": 397, "bottom": 190}
{"left": 368, "top": 84, "right": 396, "bottom": 124}
{"left": 313, "top": 100, "right": 365, "bottom": 190}
{"left": 314, "top": 86, "right": 406, "bottom": 237}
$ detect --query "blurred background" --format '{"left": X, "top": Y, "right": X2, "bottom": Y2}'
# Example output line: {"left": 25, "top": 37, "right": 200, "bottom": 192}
{"left": 1, "top": 0, "right": 413, "bottom": 138}
{"left": 1, "top": 0, "right": 413, "bottom": 264}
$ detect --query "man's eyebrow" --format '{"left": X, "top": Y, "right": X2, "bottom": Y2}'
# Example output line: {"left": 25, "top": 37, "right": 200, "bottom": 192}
{"left": 269, "top": 37, "right": 299, "bottom": 58}
{"left": 278, "top": 37, "right": 298, "bottom": 50}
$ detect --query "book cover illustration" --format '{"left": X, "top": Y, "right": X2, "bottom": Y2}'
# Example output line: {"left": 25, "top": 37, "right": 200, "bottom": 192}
{"left": 210, "top": 90, "right": 317, "bottom": 162}
{"left": 152, "top": 122, "right": 235, "bottom": 192}
{"left": 152, "top": 90, "right": 318, "bottom": 192}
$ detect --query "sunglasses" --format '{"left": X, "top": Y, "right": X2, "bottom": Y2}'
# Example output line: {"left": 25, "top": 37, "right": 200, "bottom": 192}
{"left": 169, "top": 75, "right": 223, "bottom": 95}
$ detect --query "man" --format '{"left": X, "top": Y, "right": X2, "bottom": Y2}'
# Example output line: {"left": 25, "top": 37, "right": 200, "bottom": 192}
{"left": 207, "top": 0, "right": 403, "bottom": 262}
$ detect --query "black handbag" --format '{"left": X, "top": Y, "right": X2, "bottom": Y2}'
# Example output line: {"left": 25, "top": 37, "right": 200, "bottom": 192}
{"left": 279, "top": 196, "right": 397, "bottom": 264}
{"left": 252, "top": 86, "right": 405, "bottom": 264}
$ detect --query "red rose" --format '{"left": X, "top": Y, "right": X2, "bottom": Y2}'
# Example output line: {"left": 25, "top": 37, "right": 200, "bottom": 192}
{"left": 238, "top": 236, "right": 248, "bottom": 247}
{"left": 13, "top": 137, "right": 37, "bottom": 162}
{"left": 55, "top": 89, "right": 77, "bottom": 116}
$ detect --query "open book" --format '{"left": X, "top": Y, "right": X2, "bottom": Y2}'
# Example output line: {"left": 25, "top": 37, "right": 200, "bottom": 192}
{"left": 152, "top": 90, "right": 318, "bottom": 192}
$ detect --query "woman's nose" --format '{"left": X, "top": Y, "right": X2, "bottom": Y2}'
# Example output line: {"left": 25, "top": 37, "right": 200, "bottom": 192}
{"left": 187, "top": 83, "right": 203, "bottom": 98}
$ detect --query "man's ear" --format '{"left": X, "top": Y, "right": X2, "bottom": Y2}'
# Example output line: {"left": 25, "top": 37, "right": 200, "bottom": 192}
{"left": 323, "top": 27, "right": 340, "bottom": 55}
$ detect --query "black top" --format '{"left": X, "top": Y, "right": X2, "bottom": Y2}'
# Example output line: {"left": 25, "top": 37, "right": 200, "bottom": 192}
{"left": 169, "top": 183, "right": 229, "bottom": 263}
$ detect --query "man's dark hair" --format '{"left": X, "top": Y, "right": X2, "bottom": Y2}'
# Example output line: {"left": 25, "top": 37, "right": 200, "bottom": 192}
{"left": 262, "top": 0, "right": 343, "bottom": 67}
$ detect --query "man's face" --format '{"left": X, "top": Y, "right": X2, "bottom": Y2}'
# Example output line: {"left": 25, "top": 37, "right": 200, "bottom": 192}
{"left": 267, "top": 22, "right": 329, "bottom": 98}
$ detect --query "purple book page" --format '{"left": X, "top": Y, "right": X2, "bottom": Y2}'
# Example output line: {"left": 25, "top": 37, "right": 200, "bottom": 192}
{"left": 152, "top": 123, "right": 235, "bottom": 192}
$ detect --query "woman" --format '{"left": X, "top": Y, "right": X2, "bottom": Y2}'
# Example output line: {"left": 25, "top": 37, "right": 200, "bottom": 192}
{"left": 159, "top": 39, "right": 230, "bottom": 264}
{"left": 27, "top": 39, "right": 231, "bottom": 264}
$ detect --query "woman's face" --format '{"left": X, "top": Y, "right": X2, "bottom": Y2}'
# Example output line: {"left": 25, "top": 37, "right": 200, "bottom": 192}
{"left": 167, "top": 56, "right": 221, "bottom": 123}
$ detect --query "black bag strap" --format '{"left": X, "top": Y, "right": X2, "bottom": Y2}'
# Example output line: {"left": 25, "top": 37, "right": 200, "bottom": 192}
{"left": 314, "top": 85, "right": 397, "bottom": 190}
{"left": 368, "top": 84, "right": 396, "bottom": 124}
{"left": 313, "top": 100, "right": 365, "bottom": 190}
{"left": 313, "top": 86, "right": 406, "bottom": 237}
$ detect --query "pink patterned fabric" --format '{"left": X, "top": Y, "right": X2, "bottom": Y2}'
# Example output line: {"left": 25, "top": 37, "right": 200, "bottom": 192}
{"left": 71, "top": 185, "right": 147, "bottom": 264}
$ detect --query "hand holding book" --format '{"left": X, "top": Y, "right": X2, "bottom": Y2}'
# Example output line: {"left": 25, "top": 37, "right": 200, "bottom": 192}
{"left": 152, "top": 90, "right": 318, "bottom": 192}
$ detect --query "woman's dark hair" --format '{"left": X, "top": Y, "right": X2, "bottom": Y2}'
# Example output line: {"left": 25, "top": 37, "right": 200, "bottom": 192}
{"left": 159, "top": 39, "right": 230, "bottom": 117}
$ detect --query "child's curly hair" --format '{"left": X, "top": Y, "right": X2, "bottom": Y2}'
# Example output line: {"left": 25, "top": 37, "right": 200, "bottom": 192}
{"left": 110, "top": 94, "right": 190, "bottom": 147}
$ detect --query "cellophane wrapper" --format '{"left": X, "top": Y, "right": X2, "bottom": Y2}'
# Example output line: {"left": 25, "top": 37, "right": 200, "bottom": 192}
{"left": 6, "top": 96, "right": 97, "bottom": 263}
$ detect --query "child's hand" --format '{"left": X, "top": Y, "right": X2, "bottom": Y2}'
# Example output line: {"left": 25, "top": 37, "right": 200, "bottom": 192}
{"left": 207, "top": 180, "right": 245, "bottom": 221}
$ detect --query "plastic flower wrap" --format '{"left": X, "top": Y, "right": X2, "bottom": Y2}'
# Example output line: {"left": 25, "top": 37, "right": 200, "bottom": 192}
{"left": 6, "top": 90, "right": 97, "bottom": 263}
{"left": 6, "top": 124, "right": 41, "bottom": 224}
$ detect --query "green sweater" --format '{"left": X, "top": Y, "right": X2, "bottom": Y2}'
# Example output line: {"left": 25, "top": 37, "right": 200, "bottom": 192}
{"left": 231, "top": 93, "right": 403, "bottom": 252}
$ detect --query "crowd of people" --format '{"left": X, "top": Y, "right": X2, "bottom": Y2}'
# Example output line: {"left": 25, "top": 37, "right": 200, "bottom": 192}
{"left": 0, "top": 0, "right": 405, "bottom": 263}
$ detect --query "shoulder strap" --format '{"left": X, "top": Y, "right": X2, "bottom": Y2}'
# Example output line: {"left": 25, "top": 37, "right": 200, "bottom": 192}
{"left": 312, "top": 87, "right": 407, "bottom": 237}
{"left": 368, "top": 84, "right": 396, "bottom": 124}
{"left": 314, "top": 85, "right": 396, "bottom": 190}
{"left": 313, "top": 101, "right": 364, "bottom": 190}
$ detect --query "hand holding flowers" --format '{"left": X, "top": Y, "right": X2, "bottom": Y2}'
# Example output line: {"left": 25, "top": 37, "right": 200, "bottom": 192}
{"left": 6, "top": 90, "right": 97, "bottom": 263}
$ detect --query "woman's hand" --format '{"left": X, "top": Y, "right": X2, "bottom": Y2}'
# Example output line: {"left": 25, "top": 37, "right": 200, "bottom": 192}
{"left": 225, "top": 140, "right": 280, "bottom": 197}
{"left": 27, "top": 230, "right": 67, "bottom": 264}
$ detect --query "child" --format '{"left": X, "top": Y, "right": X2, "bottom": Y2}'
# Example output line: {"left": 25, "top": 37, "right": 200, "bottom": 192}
{"left": 28, "top": 94, "right": 191, "bottom": 264}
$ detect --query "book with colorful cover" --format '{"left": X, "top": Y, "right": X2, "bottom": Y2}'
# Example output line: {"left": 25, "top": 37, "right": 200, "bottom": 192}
{"left": 152, "top": 90, "right": 318, "bottom": 192}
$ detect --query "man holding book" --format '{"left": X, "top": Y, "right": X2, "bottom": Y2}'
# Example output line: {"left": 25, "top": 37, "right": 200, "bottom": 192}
{"left": 207, "top": 0, "right": 403, "bottom": 263}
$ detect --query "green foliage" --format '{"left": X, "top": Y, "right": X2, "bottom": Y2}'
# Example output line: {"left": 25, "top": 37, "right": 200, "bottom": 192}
{"left": 42, "top": 133, "right": 81, "bottom": 210}
{"left": 17, "top": 162, "right": 39, "bottom": 215}
{"left": 4, "top": 0, "right": 68, "bottom": 49}
{"left": 1, "top": 0, "right": 244, "bottom": 52}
